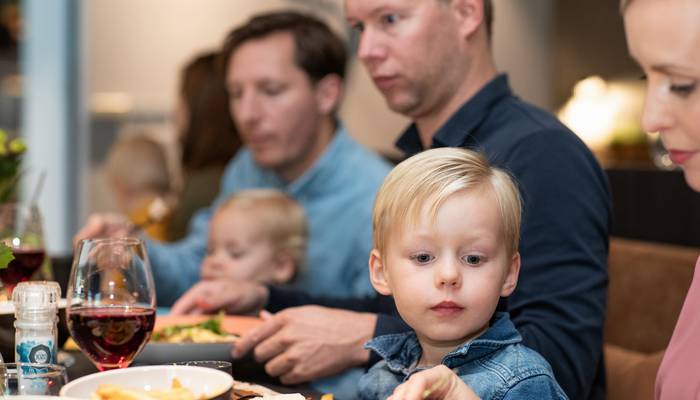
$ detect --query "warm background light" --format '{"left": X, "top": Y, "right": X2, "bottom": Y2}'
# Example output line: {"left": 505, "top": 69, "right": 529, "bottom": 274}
{"left": 558, "top": 75, "right": 646, "bottom": 152}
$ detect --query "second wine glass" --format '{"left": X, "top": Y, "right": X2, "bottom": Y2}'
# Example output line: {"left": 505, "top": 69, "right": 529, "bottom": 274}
{"left": 0, "top": 203, "right": 46, "bottom": 298}
{"left": 66, "top": 237, "right": 156, "bottom": 371}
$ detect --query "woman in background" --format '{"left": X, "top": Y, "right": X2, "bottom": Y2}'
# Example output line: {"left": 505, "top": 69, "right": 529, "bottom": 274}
{"left": 169, "top": 51, "right": 241, "bottom": 240}
{"left": 622, "top": 0, "right": 700, "bottom": 399}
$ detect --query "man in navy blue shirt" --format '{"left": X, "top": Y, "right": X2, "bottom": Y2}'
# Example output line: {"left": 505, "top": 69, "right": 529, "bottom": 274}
{"left": 215, "top": 1, "right": 610, "bottom": 399}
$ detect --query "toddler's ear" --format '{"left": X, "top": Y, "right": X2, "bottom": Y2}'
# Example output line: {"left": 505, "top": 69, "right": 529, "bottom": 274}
{"left": 271, "top": 253, "right": 296, "bottom": 284}
{"left": 500, "top": 252, "right": 520, "bottom": 297}
{"left": 369, "top": 249, "right": 392, "bottom": 296}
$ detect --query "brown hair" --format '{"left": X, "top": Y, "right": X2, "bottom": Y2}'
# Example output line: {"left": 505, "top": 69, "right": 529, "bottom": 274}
{"left": 179, "top": 52, "right": 240, "bottom": 170}
{"left": 221, "top": 11, "right": 347, "bottom": 84}
{"left": 620, "top": 0, "right": 632, "bottom": 12}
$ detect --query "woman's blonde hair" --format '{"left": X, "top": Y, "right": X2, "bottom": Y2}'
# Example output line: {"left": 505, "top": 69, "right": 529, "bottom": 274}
{"left": 216, "top": 189, "right": 307, "bottom": 269}
{"left": 372, "top": 148, "right": 522, "bottom": 257}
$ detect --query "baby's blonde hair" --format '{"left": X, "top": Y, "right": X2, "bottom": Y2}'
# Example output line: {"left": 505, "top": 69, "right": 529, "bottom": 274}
{"left": 372, "top": 148, "right": 521, "bottom": 257}
{"left": 216, "top": 189, "right": 307, "bottom": 270}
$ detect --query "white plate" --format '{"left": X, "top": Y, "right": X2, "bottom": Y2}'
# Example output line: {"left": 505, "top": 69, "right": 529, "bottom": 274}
{"left": 1, "top": 396, "right": 83, "bottom": 400}
{"left": 131, "top": 314, "right": 252, "bottom": 365}
{"left": 60, "top": 365, "right": 233, "bottom": 399}
{"left": 134, "top": 341, "right": 235, "bottom": 364}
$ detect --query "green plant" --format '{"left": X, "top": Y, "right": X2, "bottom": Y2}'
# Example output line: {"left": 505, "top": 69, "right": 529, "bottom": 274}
{"left": 0, "top": 129, "right": 26, "bottom": 203}
{"left": 0, "top": 242, "right": 13, "bottom": 268}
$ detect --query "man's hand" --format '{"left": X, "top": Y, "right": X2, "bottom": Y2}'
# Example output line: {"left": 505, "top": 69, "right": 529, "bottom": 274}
{"left": 232, "top": 306, "right": 376, "bottom": 384}
{"left": 170, "top": 280, "right": 269, "bottom": 316}
{"left": 73, "top": 213, "right": 132, "bottom": 247}
{"left": 388, "top": 365, "right": 480, "bottom": 400}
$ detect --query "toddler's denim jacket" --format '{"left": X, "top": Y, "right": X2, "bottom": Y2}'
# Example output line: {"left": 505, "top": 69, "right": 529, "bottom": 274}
{"left": 359, "top": 312, "right": 568, "bottom": 400}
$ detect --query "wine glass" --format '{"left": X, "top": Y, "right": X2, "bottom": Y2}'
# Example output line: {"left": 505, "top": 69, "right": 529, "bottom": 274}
{"left": 0, "top": 203, "right": 46, "bottom": 298}
{"left": 66, "top": 237, "right": 156, "bottom": 371}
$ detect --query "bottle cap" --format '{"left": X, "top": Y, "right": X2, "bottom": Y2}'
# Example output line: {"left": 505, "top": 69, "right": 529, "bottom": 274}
{"left": 12, "top": 281, "right": 61, "bottom": 312}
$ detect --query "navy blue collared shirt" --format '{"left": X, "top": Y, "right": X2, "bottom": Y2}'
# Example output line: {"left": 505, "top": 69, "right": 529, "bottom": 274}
{"left": 267, "top": 75, "right": 610, "bottom": 400}
{"left": 390, "top": 75, "right": 610, "bottom": 400}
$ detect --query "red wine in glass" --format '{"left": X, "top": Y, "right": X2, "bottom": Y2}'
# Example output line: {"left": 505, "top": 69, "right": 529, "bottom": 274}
{"left": 67, "top": 306, "right": 155, "bottom": 371}
{"left": 0, "top": 248, "right": 45, "bottom": 295}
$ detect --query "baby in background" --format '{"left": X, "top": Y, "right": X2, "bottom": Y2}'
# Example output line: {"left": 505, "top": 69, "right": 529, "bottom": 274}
{"left": 200, "top": 189, "right": 307, "bottom": 285}
{"left": 104, "top": 134, "right": 174, "bottom": 242}
{"left": 360, "top": 148, "right": 567, "bottom": 399}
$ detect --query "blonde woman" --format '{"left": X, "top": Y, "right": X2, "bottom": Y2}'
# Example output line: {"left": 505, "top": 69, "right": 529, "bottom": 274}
{"left": 622, "top": 0, "right": 700, "bottom": 399}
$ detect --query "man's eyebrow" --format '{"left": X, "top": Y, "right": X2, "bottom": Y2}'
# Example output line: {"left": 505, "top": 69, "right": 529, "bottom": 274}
{"left": 347, "top": 4, "right": 394, "bottom": 22}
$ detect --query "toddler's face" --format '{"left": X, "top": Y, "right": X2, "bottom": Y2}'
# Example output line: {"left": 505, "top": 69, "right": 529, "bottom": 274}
{"left": 370, "top": 188, "right": 519, "bottom": 348}
{"left": 201, "top": 207, "right": 286, "bottom": 284}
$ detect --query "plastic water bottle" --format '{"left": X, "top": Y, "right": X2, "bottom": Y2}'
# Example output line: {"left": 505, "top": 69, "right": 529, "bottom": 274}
{"left": 12, "top": 281, "right": 61, "bottom": 364}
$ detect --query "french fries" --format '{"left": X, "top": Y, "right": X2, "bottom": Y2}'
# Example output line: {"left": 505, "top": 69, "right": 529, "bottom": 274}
{"left": 92, "top": 378, "right": 204, "bottom": 400}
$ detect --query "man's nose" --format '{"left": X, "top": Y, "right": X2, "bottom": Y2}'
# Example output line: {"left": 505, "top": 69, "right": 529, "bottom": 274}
{"left": 356, "top": 27, "right": 386, "bottom": 64}
{"left": 234, "top": 92, "right": 262, "bottom": 126}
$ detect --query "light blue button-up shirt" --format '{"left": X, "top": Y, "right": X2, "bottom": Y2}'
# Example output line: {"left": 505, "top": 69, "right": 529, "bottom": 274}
{"left": 146, "top": 124, "right": 392, "bottom": 306}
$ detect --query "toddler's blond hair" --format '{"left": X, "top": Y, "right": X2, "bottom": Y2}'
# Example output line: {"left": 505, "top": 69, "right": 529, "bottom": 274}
{"left": 372, "top": 148, "right": 521, "bottom": 257}
{"left": 216, "top": 189, "right": 307, "bottom": 271}
{"left": 105, "top": 134, "right": 172, "bottom": 196}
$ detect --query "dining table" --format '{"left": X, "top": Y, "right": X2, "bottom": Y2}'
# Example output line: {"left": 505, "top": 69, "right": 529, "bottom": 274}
{"left": 1, "top": 303, "right": 322, "bottom": 399}
{"left": 2, "top": 257, "right": 324, "bottom": 398}
{"left": 62, "top": 349, "right": 322, "bottom": 399}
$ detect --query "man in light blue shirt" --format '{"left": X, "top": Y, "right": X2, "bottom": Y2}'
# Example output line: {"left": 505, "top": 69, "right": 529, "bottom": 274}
{"left": 75, "top": 11, "right": 391, "bottom": 307}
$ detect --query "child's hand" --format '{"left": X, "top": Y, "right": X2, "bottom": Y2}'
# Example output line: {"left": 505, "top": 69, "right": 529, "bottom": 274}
{"left": 170, "top": 280, "right": 269, "bottom": 316}
{"left": 388, "top": 365, "right": 480, "bottom": 400}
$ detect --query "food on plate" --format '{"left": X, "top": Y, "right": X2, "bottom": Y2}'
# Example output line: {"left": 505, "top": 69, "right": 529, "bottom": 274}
{"left": 151, "top": 313, "right": 239, "bottom": 344}
{"left": 92, "top": 378, "right": 202, "bottom": 400}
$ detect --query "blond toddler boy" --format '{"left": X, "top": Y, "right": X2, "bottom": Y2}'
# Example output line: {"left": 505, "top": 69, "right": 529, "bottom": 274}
{"left": 359, "top": 148, "right": 566, "bottom": 400}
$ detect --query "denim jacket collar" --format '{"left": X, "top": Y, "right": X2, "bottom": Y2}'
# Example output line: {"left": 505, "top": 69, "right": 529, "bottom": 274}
{"left": 365, "top": 312, "right": 521, "bottom": 374}
{"left": 395, "top": 74, "right": 513, "bottom": 156}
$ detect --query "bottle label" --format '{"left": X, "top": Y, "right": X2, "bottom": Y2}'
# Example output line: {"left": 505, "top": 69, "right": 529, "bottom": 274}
{"left": 16, "top": 337, "right": 56, "bottom": 364}
{"left": 15, "top": 337, "right": 58, "bottom": 395}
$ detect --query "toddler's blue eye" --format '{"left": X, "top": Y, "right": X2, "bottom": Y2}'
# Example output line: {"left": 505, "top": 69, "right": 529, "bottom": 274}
{"left": 410, "top": 253, "right": 434, "bottom": 264}
{"left": 464, "top": 255, "right": 482, "bottom": 265}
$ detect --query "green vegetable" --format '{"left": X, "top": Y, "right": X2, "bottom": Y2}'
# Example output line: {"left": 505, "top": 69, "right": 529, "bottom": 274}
{"left": 152, "top": 312, "right": 226, "bottom": 341}
{"left": 0, "top": 242, "right": 14, "bottom": 269}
